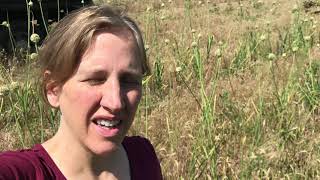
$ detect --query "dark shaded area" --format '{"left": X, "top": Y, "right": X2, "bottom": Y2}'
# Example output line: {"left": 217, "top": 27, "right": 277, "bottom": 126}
{"left": 303, "top": 0, "right": 320, "bottom": 14}
{"left": 0, "top": 0, "right": 93, "bottom": 53}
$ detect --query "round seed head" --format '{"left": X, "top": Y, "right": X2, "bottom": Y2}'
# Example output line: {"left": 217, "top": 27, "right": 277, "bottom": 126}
{"left": 10, "top": 82, "right": 19, "bottom": 90}
{"left": 28, "top": 1, "right": 33, "bottom": 7}
{"left": 267, "top": 53, "right": 276, "bottom": 60}
{"left": 1, "top": 21, "right": 9, "bottom": 27}
{"left": 30, "top": 53, "right": 38, "bottom": 60}
{"left": 292, "top": 4, "right": 298, "bottom": 13}
{"left": 292, "top": 46, "right": 299, "bottom": 52}
{"left": 30, "top": 33, "right": 40, "bottom": 43}
{"left": 260, "top": 34, "right": 266, "bottom": 41}
{"left": 161, "top": 3, "right": 165, "bottom": 7}
{"left": 214, "top": 135, "right": 220, "bottom": 142}
{"left": 250, "top": 152, "right": 257, "bottom": 159}
{"left": 304, "top": 36, "right": 311, "bottom": 41}
{"left": 175, "top": 66, "right": 182, "bottom": 72}
{"left": 164, "top": 39, "right": 170, "bottom": 44}
{"left": 145, "top": 44, "right": 150, "bottom": 51}
{"left": 191, "top": 41, "right": 197, "bottom": 47}
{"left": 215, "top": 48, "right": 222, "bottom": 57}
{"left": 0, "top": 85, "right": 10, "bottom": 94}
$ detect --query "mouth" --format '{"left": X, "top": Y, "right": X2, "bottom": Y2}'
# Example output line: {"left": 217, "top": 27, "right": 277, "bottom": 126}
{"left": 93, "top": 119, "right": 122, "bottom": 129}
{"left": 92, "top": 119, "right": 122, "bottom": 138}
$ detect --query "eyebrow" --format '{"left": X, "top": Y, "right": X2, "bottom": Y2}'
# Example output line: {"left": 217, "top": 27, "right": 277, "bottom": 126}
{"left": 120, "top": 69, "right": 143, "bottom": 78}
{"left": 78, "top": 67, "right": 142, "bottom": 77}
{"left": 78, "top": 68, "right": 106, "bottom": 76}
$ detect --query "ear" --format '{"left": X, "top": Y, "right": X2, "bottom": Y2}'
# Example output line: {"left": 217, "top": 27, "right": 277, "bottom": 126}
{"left": 44, "top": 71, "right": 61, "bottom": 108}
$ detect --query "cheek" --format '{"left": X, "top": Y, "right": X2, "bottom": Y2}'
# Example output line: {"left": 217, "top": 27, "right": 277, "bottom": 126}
{"left": 125, "top": 88, "right": 142, "bottom": 109}
{"left": 62, "top": 85, "right": 101, "bottom": 109}
{"left": 79, "top": 89, "right": 100, "bottom": 104}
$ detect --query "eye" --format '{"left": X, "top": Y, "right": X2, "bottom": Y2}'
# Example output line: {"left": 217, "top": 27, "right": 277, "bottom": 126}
{"left": 120, "top": 76, "right": 142, "bottom": 86}
{"left": 83, "top": 78, "right": 106, "bottom": 86}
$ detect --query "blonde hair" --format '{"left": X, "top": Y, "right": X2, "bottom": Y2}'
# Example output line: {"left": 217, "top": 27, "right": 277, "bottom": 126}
{"left": 39, "top": 5, "right": 149, "bottom": 105}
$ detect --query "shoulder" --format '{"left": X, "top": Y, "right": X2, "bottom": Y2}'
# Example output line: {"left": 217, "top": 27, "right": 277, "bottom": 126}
{"left": 0, "top": 145, "right": 52, "bottom": 180}
{"left": 123, "top": 136, "right": 163, "bottom": 180}
{"left": 123, "top": 136, "right": 159, "bottom": 161}
{"left": 123, "top": 136, "right": 155, "bottom": 151}
{"left": 0, "top": 148, "right": 37, "bottom": 180}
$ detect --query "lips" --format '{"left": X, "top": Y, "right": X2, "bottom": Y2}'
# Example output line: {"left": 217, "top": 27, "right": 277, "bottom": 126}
{"left": 91, "top": 116, "right": 123, "bottom": 137}
{"left": 94, "top": 119, "right": 122, "bottom": 128}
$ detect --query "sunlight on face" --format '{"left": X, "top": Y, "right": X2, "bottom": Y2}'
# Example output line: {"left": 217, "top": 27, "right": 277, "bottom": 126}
{"left": 54, "top": 30, "right": 142, "bottom": 155}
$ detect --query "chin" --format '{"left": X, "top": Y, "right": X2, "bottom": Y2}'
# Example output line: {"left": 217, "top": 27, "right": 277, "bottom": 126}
{"left": 87, "top": 139, "right": 122, "bottom": 156}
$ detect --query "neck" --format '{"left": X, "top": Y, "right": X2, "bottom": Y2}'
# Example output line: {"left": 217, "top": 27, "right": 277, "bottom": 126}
{"left": 42, "top": 119, "right": 125, "bottom": 179}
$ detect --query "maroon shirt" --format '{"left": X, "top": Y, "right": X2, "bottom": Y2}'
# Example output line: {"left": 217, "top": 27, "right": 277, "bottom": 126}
{"left": 0, "top": 136, "right": 162, "bottom": 180}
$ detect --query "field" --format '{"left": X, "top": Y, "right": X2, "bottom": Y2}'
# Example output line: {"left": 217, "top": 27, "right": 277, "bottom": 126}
{"left": 1, "top": 0, "right": 320, "bottom": 179}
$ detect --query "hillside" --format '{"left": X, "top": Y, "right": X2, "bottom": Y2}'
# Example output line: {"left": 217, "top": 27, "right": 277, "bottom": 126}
{"left": 1, "top": 0, "right": 320, "bottom": 179}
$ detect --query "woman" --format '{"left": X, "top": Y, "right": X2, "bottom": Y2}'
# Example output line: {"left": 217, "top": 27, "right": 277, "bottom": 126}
{"left": 0, "top": 5, "right": 162, "bottom": 180}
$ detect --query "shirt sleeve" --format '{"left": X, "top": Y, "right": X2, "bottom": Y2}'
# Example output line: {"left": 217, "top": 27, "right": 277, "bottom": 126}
{"left": 123, "top": 136, "right": 163, "bottom": 180}
{"left": 140, "top": 137, "right": 163, "bottom": 180}
{"left": 0, "top": 151, "right": 37, "bottom": 180}
{"left": 0, "top": 161, "right": 19, "bottom": 180}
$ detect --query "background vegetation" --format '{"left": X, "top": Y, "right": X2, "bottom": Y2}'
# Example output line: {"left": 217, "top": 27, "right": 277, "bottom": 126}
{"left": 1, "top": 0, "right": 320, "bottom": 179}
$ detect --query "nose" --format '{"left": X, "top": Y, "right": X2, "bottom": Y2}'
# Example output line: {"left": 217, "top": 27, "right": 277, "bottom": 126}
{"left": 100, "top": 77, "right": 124, "bottom": 114}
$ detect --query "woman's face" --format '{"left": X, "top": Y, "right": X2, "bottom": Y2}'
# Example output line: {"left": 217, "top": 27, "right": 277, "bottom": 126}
{"left": 47, "top": 31, "right": 142, "bottom": 155}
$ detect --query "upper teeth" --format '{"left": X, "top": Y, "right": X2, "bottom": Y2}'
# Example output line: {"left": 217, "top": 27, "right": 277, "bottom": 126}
{"left": 97, "top": 119, "right": 120, "bottom": 127}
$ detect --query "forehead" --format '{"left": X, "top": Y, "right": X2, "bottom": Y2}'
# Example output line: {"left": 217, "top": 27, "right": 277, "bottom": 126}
{"left": 78, "top": 30, "right": 142, "bottom": 72}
